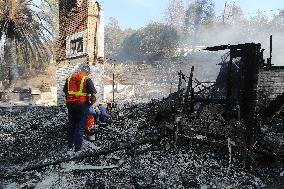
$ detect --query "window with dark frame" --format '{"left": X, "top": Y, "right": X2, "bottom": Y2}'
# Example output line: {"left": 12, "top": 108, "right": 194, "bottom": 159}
{"left": 70, "top": 37, "right": 84, "bottom": 55}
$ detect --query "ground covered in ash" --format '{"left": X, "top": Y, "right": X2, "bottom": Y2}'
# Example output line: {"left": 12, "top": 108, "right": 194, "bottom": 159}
{"left": 0, "top": 103, "right": 283, "bottom": 189}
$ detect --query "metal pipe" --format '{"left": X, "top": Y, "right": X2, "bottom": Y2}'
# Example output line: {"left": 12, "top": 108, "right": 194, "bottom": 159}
{"left": 112, "top": 72, "right": 114, "bottom": 103}
{"left": 270, "top": 35, "right": 272, "bottom": 59}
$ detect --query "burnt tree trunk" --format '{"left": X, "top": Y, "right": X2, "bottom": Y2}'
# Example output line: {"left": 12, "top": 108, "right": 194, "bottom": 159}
{"left": 4, "top": 37, "right": 19, "bottom": 90}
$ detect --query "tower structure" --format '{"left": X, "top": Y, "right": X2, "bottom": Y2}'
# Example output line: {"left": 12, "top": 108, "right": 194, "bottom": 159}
{"left": 56, "top": 0, "right": 104, "bottom": 105}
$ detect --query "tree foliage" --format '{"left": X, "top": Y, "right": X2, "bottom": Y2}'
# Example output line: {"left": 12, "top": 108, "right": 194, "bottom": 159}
{"left": 121, "top": 22, "right": 180, "bottom": 61}
{"left": 0, "top": 0, "right": 51, "bottom": 88}
{"left": 221, "top": 2, "right": 247, "bottom": 26}
{"left": 184, "top": 0, "right": 215, "bottom": 46}
{"left": 164, "top": 0, "right": 185, "bottom": 28}
{"left": 184, "top": 0, "right": 215, "bottom": 32}
{"left": 104, "top": 17, "right": 134, "bottom": 59}
{"left": 39, "top": 0, "right": 59, "bottom": 37}
{"left": 271, "top": 10, "right": 284, "bottom": 31}
{"left": 250, "top": 11, "right": 269, "bottom": 29}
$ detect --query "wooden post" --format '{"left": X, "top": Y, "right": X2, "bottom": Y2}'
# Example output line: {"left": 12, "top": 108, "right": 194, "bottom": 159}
{"left": 186, "top": 66, "right": 194, "bottom": 98}
{"left": 112, "top": 64, "right": 115, "bottom": 103}
{"left": 240, "top": 44, "right": 262, "bottom": 169}
{"left": 112, "top": 73, "right": 115, "bottom": 103}
{"left": 185, "top": 66, "right": 194, "bottom": 113}
{"left": 178, "top": 70, "right": 182, "bottom": 92}
{"left": 225, "top": 50, "right": 233, "bottom": 123}
{"left": 190, "top": 87, "right": 195, "bottom": 113}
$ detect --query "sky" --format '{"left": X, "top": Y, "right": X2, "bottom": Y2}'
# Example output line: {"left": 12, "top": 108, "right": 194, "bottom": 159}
{"left": 98, "top": 0, "right": 284, "bottom": 29}
{"left": 32, "top": 0, "right": 284, "bottom": 29}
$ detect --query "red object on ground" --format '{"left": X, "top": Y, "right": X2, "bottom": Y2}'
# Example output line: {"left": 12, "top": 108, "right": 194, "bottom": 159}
{"left": 86, "top": 115, "right": 96, "bottom": 131}
{"left": 65, "top": 115, "right": 96, "bottom": 131}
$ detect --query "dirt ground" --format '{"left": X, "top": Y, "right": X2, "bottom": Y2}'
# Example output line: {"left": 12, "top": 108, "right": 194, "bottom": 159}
{"left": 14, "top": 65, "right": 57, "bottom": 90}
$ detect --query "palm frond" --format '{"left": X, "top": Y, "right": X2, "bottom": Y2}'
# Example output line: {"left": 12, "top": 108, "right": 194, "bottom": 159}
{"left": 0, "top": 0, "right": 52, "bottom": 67}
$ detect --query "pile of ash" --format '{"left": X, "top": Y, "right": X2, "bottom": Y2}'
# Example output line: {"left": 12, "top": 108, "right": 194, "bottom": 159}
{"left": 0, "top": 102, "right": 283, "bottom": 188}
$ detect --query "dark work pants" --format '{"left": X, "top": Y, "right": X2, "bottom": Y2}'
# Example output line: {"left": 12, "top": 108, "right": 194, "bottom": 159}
{"left": 67, "top": 104, "right": 88, "bottom": 152}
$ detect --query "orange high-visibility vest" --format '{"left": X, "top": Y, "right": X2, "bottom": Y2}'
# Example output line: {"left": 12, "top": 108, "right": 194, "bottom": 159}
{"left": 66, "top": 72, "right": 92, "bottom": 104}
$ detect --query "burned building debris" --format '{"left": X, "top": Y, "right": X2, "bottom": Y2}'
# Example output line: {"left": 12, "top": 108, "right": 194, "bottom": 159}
{"left": 0, "top": 35, "right": 283, "bottom": 188}
{"left": 0, "top": 0, "right": 283, "bottom": 187}
{"left": 153, "top": 37, "right": 284, "bottom": 171}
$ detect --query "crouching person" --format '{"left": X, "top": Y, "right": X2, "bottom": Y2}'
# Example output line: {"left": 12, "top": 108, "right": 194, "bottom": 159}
{"left": 88, "top": 102, "right": 111, "bottom": 125}
{"left": 97, "top": 102, "right": 111, "bottom": 124}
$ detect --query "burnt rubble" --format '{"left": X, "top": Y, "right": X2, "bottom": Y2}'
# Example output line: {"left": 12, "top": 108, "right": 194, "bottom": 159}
{"left": 0, "top": 100, "right": 283, "bottom": 188}
{"left": 1, "top": 39, "right": 283, "bottom": 188}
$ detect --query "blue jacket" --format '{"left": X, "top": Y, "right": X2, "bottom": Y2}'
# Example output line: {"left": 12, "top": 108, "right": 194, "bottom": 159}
{"left": 88, "top": 107, "right": 100, "bottom": 117}
{"left": 98, "top": 104, "right": 110, "bottom": 118}
{"left": 88, "top": 105, "right": 110, "bottom": 119}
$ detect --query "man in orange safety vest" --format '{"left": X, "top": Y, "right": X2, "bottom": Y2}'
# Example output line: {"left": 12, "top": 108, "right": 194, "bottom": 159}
{"left": 63, "top": 63, "right": 97, "bottom": 152}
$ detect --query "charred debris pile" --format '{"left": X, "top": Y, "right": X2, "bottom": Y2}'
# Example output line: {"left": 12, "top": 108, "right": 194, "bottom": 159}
{"left": 0, "top": 101, "right": 283, "bottom": 188}
{"left": 155, "top": 40, "right": 284, "bottom": 168}
{"left": 0, "top": 41, "right": 284, "bottom": 188}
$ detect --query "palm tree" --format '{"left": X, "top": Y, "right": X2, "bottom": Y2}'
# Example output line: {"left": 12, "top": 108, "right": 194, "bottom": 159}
{"left": 0, "top": 0, "right": 51, "bottom": 90}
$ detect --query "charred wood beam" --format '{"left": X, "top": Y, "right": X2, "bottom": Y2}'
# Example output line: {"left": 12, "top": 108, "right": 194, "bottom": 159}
{"left": 224, "top": 50, "right": 233, "bottom": 123}
{"left": 193, "top": 98, "right": 226, "bottom": 104}
{"left": 193, "top": 83, "right": 217, "bottom": 95}
{"left": 204, "top": 43, "right": 262, "bottom": 52}
{"left": 194, "top": 81, "right": 216, "bottom": 84}
{"left": 190, "top": 88, "right": 195, "bottom": 113}
{"left": 185, "top": 66, "right": 194, "bottom": 99}
{"left": 0, "top": 136, "right": 163, "bottom": 179}
{"left": 177, "top": 70, "right": 186, "bottom": 93}
{"left": 194, "top": 78, "right": 209, "bottom": 89}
